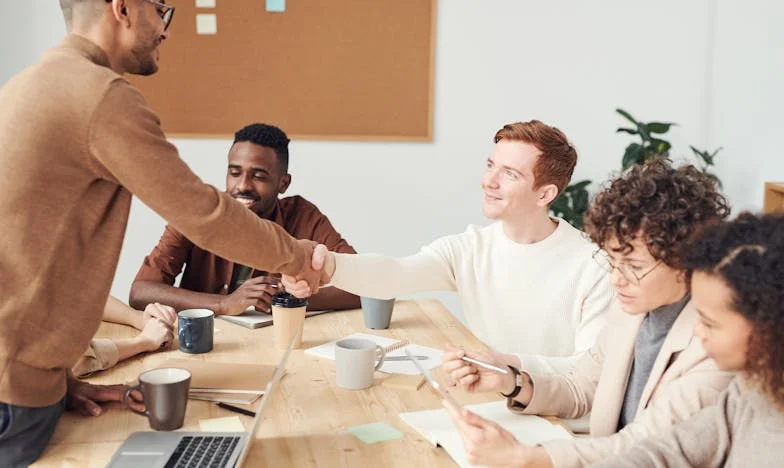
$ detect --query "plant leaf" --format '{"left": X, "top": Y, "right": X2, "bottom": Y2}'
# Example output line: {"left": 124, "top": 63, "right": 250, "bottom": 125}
{"left": 616, "top": 127, "right": 639, "bottom": 135}
{"left": 615, "top": 108, "right": 638, "bottom": 126}
{"left": 645, "top": 122, "right": 675, "bottom": 134}
{"left": 648, "top": 138, "right": 672, "bottom": 155}
{"left": 622, "top": 143, "right": 644, "bottom": 170}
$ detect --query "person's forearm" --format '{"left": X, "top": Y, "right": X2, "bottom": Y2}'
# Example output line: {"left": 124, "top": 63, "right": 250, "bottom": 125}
{"left": 330, "top": 252, "right": 456, "bottom": 299}
{"left": 305, "top": 286, "right": 360, "bottom": 311}
{"left": 104, "top": 295, "right": 145, "bottom": 330}
{"left": 130, "top": 280, "right": 223, "bottom": 314}
{"left": 114, "top": 338, "right": 154, "bottom": 361}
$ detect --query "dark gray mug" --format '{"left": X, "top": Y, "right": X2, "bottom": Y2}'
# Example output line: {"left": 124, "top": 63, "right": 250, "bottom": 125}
{"left": 178, "top": 309, "right": 214, "bottom": 354}
{"left": 360, "top": 297, "right": 395, "bottom": 329}
{"left": 123, "top": 368, "right": 191, "bottom": 431}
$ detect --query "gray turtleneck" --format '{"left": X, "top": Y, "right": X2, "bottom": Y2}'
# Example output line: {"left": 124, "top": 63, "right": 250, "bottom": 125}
{"left": 617, "top": 295, "right": 690, "bottom": 430}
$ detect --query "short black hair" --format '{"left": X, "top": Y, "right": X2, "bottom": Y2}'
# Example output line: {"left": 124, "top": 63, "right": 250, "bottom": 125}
{"left": 684, "top": 212, "right": 784, "bottom": 408}
{"left": 233, "top": 123, "right": 290, "bottom": 174}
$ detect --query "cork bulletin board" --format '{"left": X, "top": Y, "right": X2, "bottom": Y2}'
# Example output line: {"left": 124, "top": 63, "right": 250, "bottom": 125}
{"left": 129, "top": 0, "right": 436, "bottom": 141}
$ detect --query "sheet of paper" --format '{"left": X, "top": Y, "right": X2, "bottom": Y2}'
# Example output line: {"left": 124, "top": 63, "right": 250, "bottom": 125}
{"left": 266, "top": 0, "right": 286, "bottom": 13}
{"left": 348, "top": 422, "right": 403, "bottom": 444}
{"left": 305, "top": 333, "right": 443, "bottom": 375}
{"left": 195, "top": 0, "right": 216, "bottom": 8}
{"left": 196, "top": 14, "right": 217, "bottom": 35}
{"left": 400, "top": 401, "right": 572, "bottom": 468}
{"left": 199, "top": 416, "right": 246, "bottom": 433}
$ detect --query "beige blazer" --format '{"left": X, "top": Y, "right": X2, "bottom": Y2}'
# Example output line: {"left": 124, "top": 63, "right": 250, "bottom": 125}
{"left": 508, "top": 300, "right": 733, "bottom": 467}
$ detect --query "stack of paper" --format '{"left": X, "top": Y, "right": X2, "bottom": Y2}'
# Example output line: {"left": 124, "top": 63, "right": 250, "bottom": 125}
{"left": 305, "top": 333, "right": 443, "bottom": 375}
{"left": 400, "top": 401, "right": 573, "bottom": 468}
{"left": 155, "top": 359, "right": 275, "bottom": 404}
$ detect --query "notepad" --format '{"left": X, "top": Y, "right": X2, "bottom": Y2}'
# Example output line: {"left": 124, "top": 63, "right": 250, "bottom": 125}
{"left": 199, "top": 416, "right": 246, "bottom": 433}
{"left": 305, "top": 333, "right": 443, "bottom": 375}
{"left": 348, "top": 422, "right": 403, "bottom": 444}
{"left": 188, "top": 390, "right": 262, "bottom": 405}
{"left": 400, "top": 401, "right": 573, "bottom": 468}
{"left": 218, "top": 308, "right": 329, "bottom": 329}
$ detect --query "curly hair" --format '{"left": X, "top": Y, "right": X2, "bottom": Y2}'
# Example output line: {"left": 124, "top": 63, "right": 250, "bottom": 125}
{"left": 233, "top": 123, "right": 290, "bottom": 174}
{"left": 684, "top": 212, "right": 784, "bottom": 409}
{"left": 584, "top": 159, "right": 730, "bottom": 269}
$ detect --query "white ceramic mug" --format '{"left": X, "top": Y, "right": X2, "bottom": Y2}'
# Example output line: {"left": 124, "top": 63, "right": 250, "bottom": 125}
{"left": 335, "top": 338, "right": 386, "bottom": 390}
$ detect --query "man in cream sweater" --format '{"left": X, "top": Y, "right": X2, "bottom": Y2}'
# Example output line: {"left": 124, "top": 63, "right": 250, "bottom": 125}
{"left": 286, "top": 121, "right": 613, "bottom": 375}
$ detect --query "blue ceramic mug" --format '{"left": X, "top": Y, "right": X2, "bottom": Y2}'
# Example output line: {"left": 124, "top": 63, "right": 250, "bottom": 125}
{"left": 178, "top": 309, "right": 214, "bottom": 354}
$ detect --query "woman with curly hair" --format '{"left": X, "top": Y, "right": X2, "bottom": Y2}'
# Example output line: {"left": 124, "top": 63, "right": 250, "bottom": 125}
{"left": 441, "top": 159, "right": 735, "bottom": 467}
{"left": 599, "top": 212, "right": 784, "bottom": 467}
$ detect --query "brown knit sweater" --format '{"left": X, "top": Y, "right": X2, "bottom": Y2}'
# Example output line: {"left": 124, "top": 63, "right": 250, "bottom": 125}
{"left": 0, "top": 35, "right": 307, "bottom": 407}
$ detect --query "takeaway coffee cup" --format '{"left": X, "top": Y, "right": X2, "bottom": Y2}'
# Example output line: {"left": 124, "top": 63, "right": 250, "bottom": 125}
{"left": 178, "top": 309, "right": 214, "bottom": 354}
{"left": 271, "top": 292, "right": 307, "bottom": 349}
{"left": 123, "top": 367, "right": 191, "bottom": 431}
{"left": 335, "top": 338, "right": 386, "bottom": 390}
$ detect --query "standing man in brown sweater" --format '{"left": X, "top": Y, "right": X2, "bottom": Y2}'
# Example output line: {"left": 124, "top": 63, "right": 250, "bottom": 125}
{"left": 0, "top": 1, "right": 321, "bottom": 465}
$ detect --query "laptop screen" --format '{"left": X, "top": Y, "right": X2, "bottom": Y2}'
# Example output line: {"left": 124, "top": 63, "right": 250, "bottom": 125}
{"left": 234, "top": 332, "right": 297, "bottom": 467}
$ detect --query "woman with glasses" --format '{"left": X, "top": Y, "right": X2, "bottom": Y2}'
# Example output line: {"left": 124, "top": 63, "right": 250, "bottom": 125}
{"left": 441, "top": 159, "right": 734, "bottom": 467}
{"left": 597, "top": 212, "right": 784, "bottom": 467}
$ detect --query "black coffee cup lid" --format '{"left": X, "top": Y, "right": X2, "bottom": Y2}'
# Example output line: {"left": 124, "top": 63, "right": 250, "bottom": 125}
{"left": 271, "top": 292, "right": 308, "bottom": 308}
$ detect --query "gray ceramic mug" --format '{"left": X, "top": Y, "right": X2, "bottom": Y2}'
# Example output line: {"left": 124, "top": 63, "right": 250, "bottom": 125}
{"left": 123, "top": 368, "right": 191, "bottom": 431}
{"left": 335, "top": 338, "right": 386, "bottom": 390}
{"left": 360, "top": 297, "right": 395, "bottom": 329}
{"left": 178, "top": 309, "right": 214, "bottom": 354}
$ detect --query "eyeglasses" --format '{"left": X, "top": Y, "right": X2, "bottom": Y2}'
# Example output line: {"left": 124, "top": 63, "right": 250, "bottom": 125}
{"left": 143, "top": 0, "right": 175, "bottom": 31}
{"left": 106, "top": 0, "right": 175, "bottom": 31}
{"left": 592, "top": 250, "right": 662, "bottom": 286}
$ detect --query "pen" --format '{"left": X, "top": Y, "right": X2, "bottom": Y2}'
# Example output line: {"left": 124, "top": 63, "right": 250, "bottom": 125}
{"left": 461, "top": 356, "right": 509, "bottom": 374}
{"left": 216, "top": 402, "right": 257, "bottom": 417}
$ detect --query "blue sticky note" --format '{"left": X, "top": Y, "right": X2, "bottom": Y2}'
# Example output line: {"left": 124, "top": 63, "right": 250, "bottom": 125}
{"left": 266, "top": 0, "right": 286, "bottom": 12}
{"left": 348, "top": 422, "right": 404, "bottom": 444}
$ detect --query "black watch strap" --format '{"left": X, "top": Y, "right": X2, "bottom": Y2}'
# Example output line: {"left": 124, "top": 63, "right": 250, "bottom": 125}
{"left": 501, "top": 365, "right": 522, "bottom": 399}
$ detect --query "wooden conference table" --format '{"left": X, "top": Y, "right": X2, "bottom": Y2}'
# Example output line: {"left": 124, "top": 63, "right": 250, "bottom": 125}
{"left": 33, "top": 300, "right": 526, "bottom": 467}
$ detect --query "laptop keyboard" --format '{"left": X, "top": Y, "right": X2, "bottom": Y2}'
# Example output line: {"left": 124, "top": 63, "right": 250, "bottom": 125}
{"left": 163, "top": 435, "right": 241, "bottom": 468}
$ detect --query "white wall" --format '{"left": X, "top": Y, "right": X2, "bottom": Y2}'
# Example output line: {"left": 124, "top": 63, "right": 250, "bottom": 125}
{"left": 3, "top": 1, "right": 783, "bottom": 313}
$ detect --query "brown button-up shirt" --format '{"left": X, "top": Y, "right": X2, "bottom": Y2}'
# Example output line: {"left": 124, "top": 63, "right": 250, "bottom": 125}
{"left": 134, "top": 195, "right": 355, "bottom": 293}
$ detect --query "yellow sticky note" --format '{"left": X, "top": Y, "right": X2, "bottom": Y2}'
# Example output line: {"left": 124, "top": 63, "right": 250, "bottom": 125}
{"left": 199, "top": 416, "right": 245, "bottom": 432}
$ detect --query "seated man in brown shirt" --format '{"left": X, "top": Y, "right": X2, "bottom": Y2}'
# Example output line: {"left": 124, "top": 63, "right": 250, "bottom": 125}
{"left": 130, "top": 123, "right": 359, "bottom": 315}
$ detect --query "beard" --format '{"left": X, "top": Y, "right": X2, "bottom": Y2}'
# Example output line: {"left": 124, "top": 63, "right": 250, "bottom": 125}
{"left": 128, "top": 15, "right": 161, "bottom": 76}
{"left": 129, "top": 39, "right": 159, "bottom": 76}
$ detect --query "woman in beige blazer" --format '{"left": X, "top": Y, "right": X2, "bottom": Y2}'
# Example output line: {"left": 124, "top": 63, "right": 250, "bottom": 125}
{"left": 442, "top": 160, "right": 734, "bottom": 467}
{"left": 598, "top": 213, "right": 784, "bottom": 467}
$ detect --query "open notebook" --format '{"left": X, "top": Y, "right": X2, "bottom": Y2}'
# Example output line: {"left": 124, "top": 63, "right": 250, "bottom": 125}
{"left": 400, "top": 401, "right": 573, "bottom": 468}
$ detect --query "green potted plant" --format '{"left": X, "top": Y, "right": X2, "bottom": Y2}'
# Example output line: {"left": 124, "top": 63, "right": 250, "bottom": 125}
{"left": 551, "top": 108, "right": 723, "bottom": 228}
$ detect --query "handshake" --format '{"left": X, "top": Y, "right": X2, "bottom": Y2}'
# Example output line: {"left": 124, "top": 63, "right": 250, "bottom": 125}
{"left": 285, "top": 243, "right": 336, "bottom": 298}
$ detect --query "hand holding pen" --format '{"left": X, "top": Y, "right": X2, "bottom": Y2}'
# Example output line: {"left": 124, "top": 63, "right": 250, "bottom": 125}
{"left": 441, "top": 344, "right": 516, "bottom": 395}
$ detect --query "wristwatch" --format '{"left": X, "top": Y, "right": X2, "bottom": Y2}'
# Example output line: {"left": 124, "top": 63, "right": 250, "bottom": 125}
{"left": 501, "top": 365, "right": 523, "bottom": 399}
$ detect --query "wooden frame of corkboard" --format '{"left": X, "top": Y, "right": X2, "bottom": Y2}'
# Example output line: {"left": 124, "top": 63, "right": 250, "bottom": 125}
{"left": 129, "top": 0, "right": 436, "bottom": 141}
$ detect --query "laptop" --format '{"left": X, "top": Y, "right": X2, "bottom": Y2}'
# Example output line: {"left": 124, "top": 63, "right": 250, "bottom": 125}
{"left": 107, "top": 334, "right": 297, "bottom": 468}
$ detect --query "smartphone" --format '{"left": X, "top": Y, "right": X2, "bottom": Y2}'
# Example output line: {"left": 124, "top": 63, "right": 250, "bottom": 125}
{"left": 404, "top": 349, "right": 462, "bottom": 409}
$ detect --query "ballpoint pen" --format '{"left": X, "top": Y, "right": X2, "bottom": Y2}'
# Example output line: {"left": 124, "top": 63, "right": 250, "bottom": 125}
{"left": 461, "top": 356, "right": 509, "bottom": 374}
{"left": 216, "top": 402, "right": 257, "bottom": 417}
